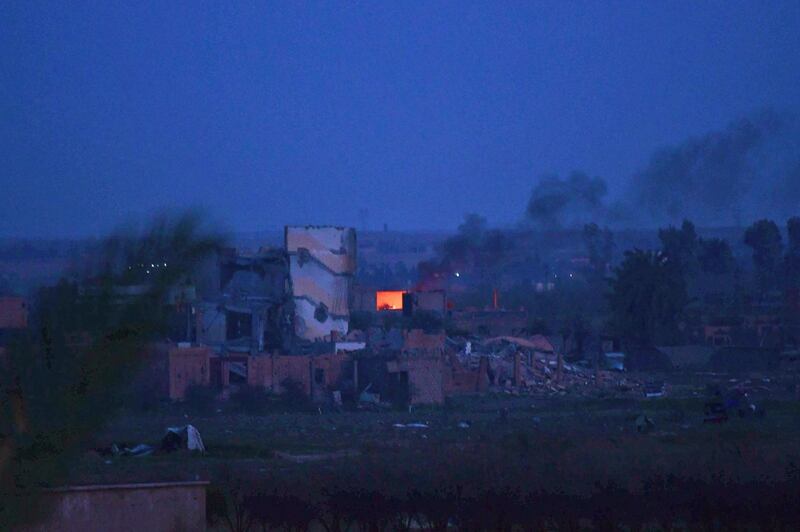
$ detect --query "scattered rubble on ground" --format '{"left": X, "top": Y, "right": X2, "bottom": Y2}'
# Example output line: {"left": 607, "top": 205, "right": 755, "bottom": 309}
{"left": 96, "top": 443, "right": 155, "bottom": 458}
{"left": 393, "top": 422, "right": 429, "bottom": 429}
{"left": 643, "top": 380, "right": 666, "bottom": 398}
{"left": 450, "top": 335, "right": 647, "bottom": 397}
{"left": 95, "top": 424, "right": 206, "bottom": 459}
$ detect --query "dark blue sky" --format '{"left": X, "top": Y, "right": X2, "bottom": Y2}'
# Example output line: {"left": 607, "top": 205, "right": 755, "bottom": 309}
{"left": 2, "top": 1, "right": 799, "bottom": 237}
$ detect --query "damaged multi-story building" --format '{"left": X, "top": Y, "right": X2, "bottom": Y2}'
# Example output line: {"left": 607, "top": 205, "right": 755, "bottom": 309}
{"left": 195, "top": 247, "right": 293, "bottom": 354}
{"left": 182, "top": 226, "right": 361, "bottom": 394}
{"left": 195, "top": 225, "right": 357, "bottom": 353}
{"left": 162, "top": 225, "right": 501, "bottom": 406}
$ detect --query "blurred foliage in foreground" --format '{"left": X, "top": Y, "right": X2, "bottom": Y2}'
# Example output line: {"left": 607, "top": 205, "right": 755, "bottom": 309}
{"left": 0, "top": 211, "right": 224, "bottom": 528}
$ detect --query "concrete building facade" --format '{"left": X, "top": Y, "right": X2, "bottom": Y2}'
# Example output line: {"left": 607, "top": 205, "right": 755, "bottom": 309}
{"left": 286, "top": 226, "right": 357, "bottom": 342}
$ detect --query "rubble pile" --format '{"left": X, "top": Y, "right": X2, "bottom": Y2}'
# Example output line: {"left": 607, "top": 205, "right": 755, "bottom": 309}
{"left": 451, "top": 335, "right": 644, "bottom": 397}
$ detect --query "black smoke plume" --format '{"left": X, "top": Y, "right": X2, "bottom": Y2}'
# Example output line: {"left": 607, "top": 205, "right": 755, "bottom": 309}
{"left": 522, "top": 109, "right": 800, "bottom": 229}
{"left": 525, "top": 171, "right": 608, "bottom": 229}
{"left": 627, "top": 110, "right": 800, "bottom": 227}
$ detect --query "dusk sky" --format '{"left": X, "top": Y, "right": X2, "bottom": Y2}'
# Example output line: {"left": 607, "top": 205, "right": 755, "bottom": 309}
{"left": 2, "top": 1, "right": 800, "bottom": 238}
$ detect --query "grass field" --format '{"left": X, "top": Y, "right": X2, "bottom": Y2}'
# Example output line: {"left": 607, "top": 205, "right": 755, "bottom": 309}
{"left": 71, "top": 376, "right": 800, "bottom": 529}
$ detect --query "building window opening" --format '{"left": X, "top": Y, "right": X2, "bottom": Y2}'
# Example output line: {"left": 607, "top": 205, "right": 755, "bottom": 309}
{"left": 376, "top": 290, "right": 405, "bottom": 311}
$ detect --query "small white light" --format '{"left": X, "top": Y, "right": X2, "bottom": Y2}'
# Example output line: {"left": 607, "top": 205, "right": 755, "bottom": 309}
{"left": 455, "top": 272, "right": 460, "bottom": 277}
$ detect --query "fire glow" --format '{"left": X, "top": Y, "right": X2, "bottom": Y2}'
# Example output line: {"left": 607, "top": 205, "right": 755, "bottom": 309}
{"left": 376, "top": 290, "right": 405, "bottom": 311}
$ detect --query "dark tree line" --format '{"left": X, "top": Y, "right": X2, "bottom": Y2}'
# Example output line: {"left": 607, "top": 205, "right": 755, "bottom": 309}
{"left": 608, "top": 217, "right": 800, "bottom": 346}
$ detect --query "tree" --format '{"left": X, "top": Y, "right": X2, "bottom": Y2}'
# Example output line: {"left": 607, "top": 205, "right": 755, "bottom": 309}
{"left": 788, "top": 217, "right": 800, "bottom": 252}
{"left": 786, "top": 217, "right": 800, "bottom": 289}
{"left": 608, "top": 249, "right": 688, "bottom": 345}
{"left": 744, "top": 219, "right": 783, "bottom": 293}
{"left": 697, "top": 238, "right": 735, "bottom": 275}
{"left": 0, "top": 212, "right": 224, "bottom": 528}
{"left": 583, "top": 223, "right": 614, "bottom": 277}
{"left": 570, "top": 314, "right": 590, "bottom": 359}
{"left": 658, "top": 219, "right": 698, "bottom": 274}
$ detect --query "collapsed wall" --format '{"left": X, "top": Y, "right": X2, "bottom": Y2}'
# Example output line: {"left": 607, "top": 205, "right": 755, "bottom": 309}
{"left": 285, "top": 226, "right": 356, "bottom": 342}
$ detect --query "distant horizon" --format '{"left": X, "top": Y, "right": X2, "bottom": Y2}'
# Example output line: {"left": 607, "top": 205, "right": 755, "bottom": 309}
{"left": 0, "top": 221, "right": 776, "bottom": 243}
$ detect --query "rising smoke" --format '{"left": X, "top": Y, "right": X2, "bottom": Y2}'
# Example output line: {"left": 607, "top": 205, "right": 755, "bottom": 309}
{"left": 525, "top": 171, "right": 608, "bottom": 229}
{"left": 629, "top": 110, "right": 800, "bottom": 227}
{"left": 524, "top": 110, "right": 800, "bottom": 229}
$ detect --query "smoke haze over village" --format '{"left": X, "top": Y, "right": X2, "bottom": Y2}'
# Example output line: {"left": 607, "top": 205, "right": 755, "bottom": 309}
{"left": 525, "top": 110, "right": 800, "bottom": 230}
{"left": 5, "top": 3, "right": 800, "bottom": 530}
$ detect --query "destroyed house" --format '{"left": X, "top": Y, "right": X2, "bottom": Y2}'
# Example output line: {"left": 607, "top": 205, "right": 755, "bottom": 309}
{"left": 386, "top": 355, "right": 444, "bottom": 405}
{"left": 219, "top": 250, "right": 288, "bottom": 302}
{"left": 196, "top": 249, "right": 293, "bottom": 354}
{"left": 160, "top": 332, "right": 482, "bottom": 406}
{"left": 285, "top": 226, "right": 356, "bottom": 342}
{"left": 356, "top": 328, "right": 495, "bottom": 405}
{"left": 160, "top": 342, "right": 354, "bottom": 403}
{"left": 169, "top": 345, "right": 212, "bottom": 400}
{"left": 349, "top": 329, "right": 451, "bottom": 406}
{"left": 157, "top": 226, "right": 483, "bottom": 406}
{"left": 401, "top": 328, "right": 446, "bottom": 357}
{"left": 385, "top": 329, "right": 448, "bottom": 405}
{"left": 173, "top": 227, "right": 361, "bottom": 402}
